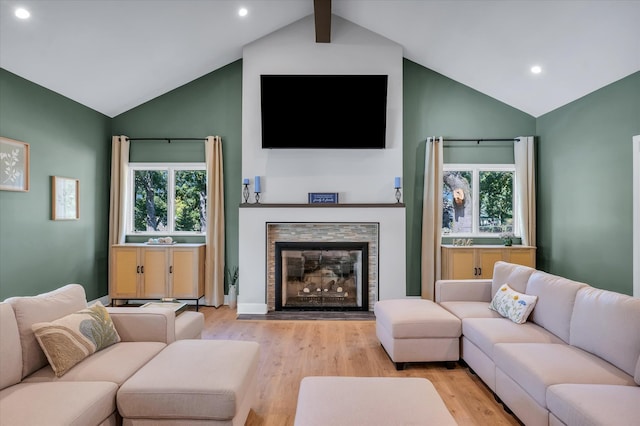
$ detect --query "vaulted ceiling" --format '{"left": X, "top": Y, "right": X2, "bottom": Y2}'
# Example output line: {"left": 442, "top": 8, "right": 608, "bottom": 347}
{"left": 1, "top": 1, "right": 638, "bottom": 118}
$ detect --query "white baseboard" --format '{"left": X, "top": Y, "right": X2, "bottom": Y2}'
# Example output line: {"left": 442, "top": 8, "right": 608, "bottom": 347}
{"left": 237, "top": 303, "right": 268, "bottom": 315}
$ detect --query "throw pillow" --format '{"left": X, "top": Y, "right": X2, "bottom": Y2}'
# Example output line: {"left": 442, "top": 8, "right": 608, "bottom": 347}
{"left": 489, "top": 284, "right": 538, "bottom": 324}
{"left": 32, "top": 301, "right": 121, "bottom": 377}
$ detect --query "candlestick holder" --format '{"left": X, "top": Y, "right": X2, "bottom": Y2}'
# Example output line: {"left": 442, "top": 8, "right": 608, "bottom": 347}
{"left": 242, "top": 184, "right": 250, "bottom": 204}
{"left": 254, "top": 192, "right": 261, "bottom": 204}
{"left": 394, "top": 187, "right": 402, "bottom": 203}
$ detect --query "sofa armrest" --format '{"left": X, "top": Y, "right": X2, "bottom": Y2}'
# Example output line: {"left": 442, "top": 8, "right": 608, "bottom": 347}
{"left": 106, "top": 307, "right": 176, "bottom": 343}
{"left": 435, "top": 279, "right": 492, "bottom": 303}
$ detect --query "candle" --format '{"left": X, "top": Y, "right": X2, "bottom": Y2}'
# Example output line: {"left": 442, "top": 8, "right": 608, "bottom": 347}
{"left": 242, "top": 178, "right": 249, "bottom": 185}
{"left": 394, "top": 176, "right": 401, "bottom": 188}
{"left": 254, "top": 176, "right": 261, "bottom": 193}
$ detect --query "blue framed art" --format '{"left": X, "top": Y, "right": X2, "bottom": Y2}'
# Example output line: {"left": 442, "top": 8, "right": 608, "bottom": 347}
{"left": 308, "top": 192, "right": 339, "bottom": 204}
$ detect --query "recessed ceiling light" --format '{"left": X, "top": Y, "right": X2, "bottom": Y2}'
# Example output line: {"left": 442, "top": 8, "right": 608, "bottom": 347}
{"left": 15, "top": 7, "right": 31, "bottom": 19}
{"left": 238, "top": 7, "right": 248, "bottom": 17}
{"left": 531, "top": 65, "right": 542, "bottom": 74}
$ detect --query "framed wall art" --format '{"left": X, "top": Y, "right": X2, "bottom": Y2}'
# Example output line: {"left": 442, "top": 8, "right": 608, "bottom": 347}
{"left": 0, "top": 137, "right": 30, "bottom": 192}
{"left": 51, "top": 176, "right": 79, "bottom": 220}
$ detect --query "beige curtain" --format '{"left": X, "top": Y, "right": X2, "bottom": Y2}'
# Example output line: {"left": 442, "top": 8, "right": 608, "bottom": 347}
{"left": 421, "top": 137, "right": 443, "bottom": 300}
{"left": 205, "top": 136, "right": 225, "bottom": 307}
{"left": 108, "top": 136, "right": 130, "bottom": 290}
{"left": 514, "top": 136, "right": 536, "bottom": 247}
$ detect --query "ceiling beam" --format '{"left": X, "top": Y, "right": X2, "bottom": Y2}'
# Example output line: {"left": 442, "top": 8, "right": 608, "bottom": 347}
{"left": 314, "top": 0, "right": 331, "bottom": 43}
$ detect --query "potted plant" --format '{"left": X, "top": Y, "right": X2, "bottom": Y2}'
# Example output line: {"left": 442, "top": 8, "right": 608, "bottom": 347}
{"left": 499, "top": 231, "right": 514, "bottom": 246}
{"left": 226, "top": 266, "right": 238, "bottom": 309}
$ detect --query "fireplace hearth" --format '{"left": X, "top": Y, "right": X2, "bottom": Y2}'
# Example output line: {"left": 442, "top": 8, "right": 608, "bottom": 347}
{"left": 275, "top": 242, "right": 368, "bottom": 311}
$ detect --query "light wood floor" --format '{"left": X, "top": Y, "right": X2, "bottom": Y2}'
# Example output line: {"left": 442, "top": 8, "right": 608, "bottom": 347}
{"left": 199, "top": 306, "right": 522, "bottom": 426}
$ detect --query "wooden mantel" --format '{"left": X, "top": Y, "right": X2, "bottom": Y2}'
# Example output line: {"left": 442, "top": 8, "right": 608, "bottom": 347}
{"left": 239, "top": 203, "right": 405, "bottom": 208}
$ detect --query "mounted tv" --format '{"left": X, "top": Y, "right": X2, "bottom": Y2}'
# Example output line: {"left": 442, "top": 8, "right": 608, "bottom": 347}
{"left": 261, "top": 74, "right": 388, "bottom": 149}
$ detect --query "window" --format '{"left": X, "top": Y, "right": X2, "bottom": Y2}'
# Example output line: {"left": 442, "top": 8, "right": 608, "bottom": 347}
{"left": 129, "top": 164, "right": 207, "bottom": 235}
{"left": 443, "top": 164, "right": 516, "bottom": 236}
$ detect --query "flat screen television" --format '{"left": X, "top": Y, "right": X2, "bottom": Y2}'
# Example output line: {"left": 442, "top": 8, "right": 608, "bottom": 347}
{"left": 261, "top": 74, "right": 388, "bottom": 149}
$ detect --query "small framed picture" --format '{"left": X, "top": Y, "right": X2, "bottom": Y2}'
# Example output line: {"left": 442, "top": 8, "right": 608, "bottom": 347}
{"left": 52, "top": 176, "right": 79, "bottom": 220}
{"left": 0, "top": 137, "right": 30, "bottom": 192}
{"left": 308, "top": 192, "right": 339, "bottom": 204}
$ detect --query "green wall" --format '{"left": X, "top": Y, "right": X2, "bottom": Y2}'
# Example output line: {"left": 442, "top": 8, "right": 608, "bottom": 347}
{"left": 2, "top": 60, "right": 636, "bottom": 301}
{"left": 0, "top": 69, "right": 111, "bottom": 300}
{"left": 111, "top": 60, "right": 243, "bottom": 290}
{"left": 536, "top": 72, "right": 640, "bottom": 295}
{"left": 403, "top": 59, "right": 536, "bottom": 295}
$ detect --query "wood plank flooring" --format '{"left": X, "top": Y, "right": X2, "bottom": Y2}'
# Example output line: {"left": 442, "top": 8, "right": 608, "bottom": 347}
{"left": 198, "top": 306, "right": 522, "bottom": 426}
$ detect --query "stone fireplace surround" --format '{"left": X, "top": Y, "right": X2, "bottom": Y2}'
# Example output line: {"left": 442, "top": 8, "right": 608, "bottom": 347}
{"left": 269, "top": 224, "right": 377, "bottom": 311}
{"left": 237, "top": 205, "right": 406, "bottom": 315}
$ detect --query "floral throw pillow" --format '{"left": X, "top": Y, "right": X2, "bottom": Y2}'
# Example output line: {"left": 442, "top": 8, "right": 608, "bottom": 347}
{"left": 489, "top": 284, "right": 538, "bottom": 324}
{"left": 32, "top": 301, "right": 121, "bottom": 377}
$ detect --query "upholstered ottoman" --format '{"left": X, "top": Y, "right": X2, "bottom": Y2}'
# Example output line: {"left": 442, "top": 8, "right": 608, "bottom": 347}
{"left": 117, "top": 339, "right": 260, "bottom": 425}
{"left": 294, "top": 376, "right": 457, "bottom": 426}
{"left": 374, "top": 299, "right": 461, "bottom": 370}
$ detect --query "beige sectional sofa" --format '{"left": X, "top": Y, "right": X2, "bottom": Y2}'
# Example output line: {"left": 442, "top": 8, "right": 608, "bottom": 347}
{"left": 0, "top": 284, "right": 203, "bottom": 425}
{"left": 436, "top": 261, "right": 640, "bottom": 426}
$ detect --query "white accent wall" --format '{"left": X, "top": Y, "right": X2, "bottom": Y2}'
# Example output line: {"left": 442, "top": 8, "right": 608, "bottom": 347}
{"left": 241, "top": 15, "right": 403, "bottom": 203}
{"left": 238, "top": 15, "right": 406, "bottom": 314}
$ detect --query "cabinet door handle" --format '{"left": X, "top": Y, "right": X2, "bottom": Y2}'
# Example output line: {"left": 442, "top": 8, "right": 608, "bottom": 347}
{"left": 169, "top": 266, "right": 173, "bottom": 274}
{"left": 137, "top": 265, "right": 140, "bottom": 274}
{"left": 140, "top": 265, "right": 144, "bottom": 274}
{"left": 478, "top": 267, "right": 482, "bottom": 276}
{"left": 473, "top": 267, "right": 478, "bottom": 276}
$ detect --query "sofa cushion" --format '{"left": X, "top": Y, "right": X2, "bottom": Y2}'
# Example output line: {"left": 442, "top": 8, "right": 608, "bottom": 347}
{"left": 570, "top": 287, "right": 640, "bottom": 377}
{"left": 489, "top": 284, "right": 538, "bottom": 324}
{"left": 494, "top": 343, "right": 636, "bottom": 408}
{"left": 32, "top": 302, "right": 121, "bottom": 377}
{"left": 526, "top": 271, "right": 588, "bottom": 343}
{"left": 547, "top": 384, "right": 640, "bottom": 426}
{"left": 0, "top": 303, "right": 22, "bottom": 390}
{"left": 5, "top": 284, "right": 88, "bottom": 378}
{"left": 491, "top": 261, "right": 536, "bottom": 296}
{"left": 636, "top": 356, "right": 640, "bottom": 385}
{"left": 439, "top": 301, "right": 502, "bottom": 320}
{"left": 23, "top": 341, "right": 166, "bottom": 386}
{"left": 435, "top": 279, "right": 493, "bottom": 303}
{"left": 463, "top": 318, "right": 564, "bottom": 359}
{"left": 0, "top": 381, "right": 117, "bottom": 426}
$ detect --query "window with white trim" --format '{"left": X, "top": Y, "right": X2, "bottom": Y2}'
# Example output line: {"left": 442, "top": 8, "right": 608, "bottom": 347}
{"left": 442, "top": 164, "right": 517, "bottom": 236}
{"left": 128, "top": 163, "right": 207, "bottom": 235}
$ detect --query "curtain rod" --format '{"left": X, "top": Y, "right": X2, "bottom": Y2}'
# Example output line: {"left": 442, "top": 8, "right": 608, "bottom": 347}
{"left": 125, "top": 137, "right": 206, "bottom": 143}
{"left": 434, "top": 137, "right": 520, "bottom": 144}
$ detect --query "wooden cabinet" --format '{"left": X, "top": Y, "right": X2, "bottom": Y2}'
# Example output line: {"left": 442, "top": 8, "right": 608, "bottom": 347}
{"left": 441, "top": 245, "right": 536, "bottom": 280}
{"left": 110, "top": 244, "right": 205, "bottom": 305}
{"left": 168, "top": 246, "right": 204, "bottom": 299}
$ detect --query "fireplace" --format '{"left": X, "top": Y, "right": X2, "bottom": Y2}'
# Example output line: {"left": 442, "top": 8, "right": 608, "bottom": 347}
{"left": 275, "top": 242, "right": 369, "bottom": 311}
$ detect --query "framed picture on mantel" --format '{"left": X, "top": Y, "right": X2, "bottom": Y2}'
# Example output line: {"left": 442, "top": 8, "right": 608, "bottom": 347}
{"left": 308, "top": 192, "right": 339, "bottom": 204}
